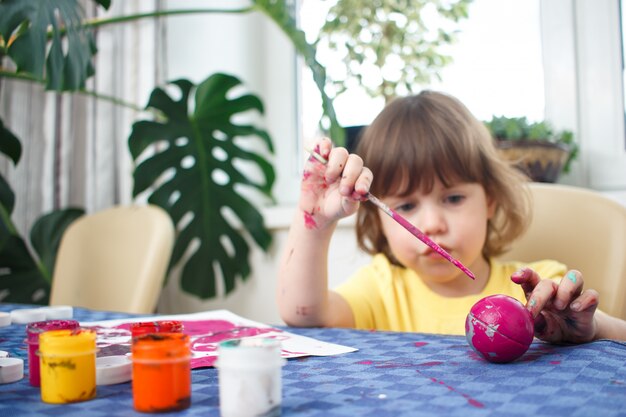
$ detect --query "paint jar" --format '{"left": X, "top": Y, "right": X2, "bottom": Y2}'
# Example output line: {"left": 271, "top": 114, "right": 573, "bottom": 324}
{"left": 130, "top": 320, "right": 184, "bottom": 338}
{"left": 26, "top": 319, "right": 80, "bottom": 387}
{"left": 131, "top": 333, "right": 191, "bottom": 413}
{"left": 39, "top": 328, "right": 97, "bottom": 404}
{"left": 216, "top": 338, "right": 285, "bottom": 417}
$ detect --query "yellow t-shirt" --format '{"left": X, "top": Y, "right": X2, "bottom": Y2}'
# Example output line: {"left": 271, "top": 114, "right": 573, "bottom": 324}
{"left": 334, "top": 254, "right": 567, "bottom": 335}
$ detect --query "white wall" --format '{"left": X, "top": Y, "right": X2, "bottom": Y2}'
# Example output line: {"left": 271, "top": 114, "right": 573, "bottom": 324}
{"left": 157, "top": 208, "right": 371, "bottom": 325}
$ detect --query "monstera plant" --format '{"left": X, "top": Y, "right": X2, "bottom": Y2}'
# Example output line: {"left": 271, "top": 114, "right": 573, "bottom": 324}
{"left": 129, "top": 75, "right": 275, "bottom": 298}
{"left": 0, "top": 0, "right": 339, "bottom": 302}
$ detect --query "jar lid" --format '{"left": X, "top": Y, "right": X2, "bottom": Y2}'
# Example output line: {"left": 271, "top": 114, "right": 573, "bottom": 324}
{"left": 10, "top": 308, "right": 46, "bottom": 324}
{"left": 38, "top": 306, "right": 74, "bottom": 320}
{"left": 96, "top": 355, "right": 132, "bottom": 385}
{"left": 0, "top": 312, "right": 10, "bottom": 327}
{"left": 0, "top": 358, "right": 24, "bottom": 384}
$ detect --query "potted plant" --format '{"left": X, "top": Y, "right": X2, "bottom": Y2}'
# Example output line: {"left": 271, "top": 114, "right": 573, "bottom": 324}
{"left": 316, "top": 0, "right": 472, "bottom": 104}
{"left": 310, "top": 0, "right": 472, "bottom": 151}
{"left": 485, "top": 116, "right": 579, "bottom": 183}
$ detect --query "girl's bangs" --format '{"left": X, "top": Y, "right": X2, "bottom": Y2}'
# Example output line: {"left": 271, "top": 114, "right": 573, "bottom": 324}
{"left": 371, "top": 131, "right": 475, "bottom": 198}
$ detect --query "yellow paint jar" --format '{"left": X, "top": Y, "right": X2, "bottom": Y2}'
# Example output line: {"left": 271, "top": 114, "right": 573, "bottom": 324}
{"left": 39, "top": 328, "right": 97, "bottom": 404}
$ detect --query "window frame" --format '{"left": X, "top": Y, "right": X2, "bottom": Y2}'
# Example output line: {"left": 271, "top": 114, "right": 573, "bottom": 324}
{"left": 541, "top": 0, "right": 626, "bottom": 189}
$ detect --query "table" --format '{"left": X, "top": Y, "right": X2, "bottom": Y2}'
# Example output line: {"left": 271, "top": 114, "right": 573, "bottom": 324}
{"left": 1, "top": 303, "right": 625, "bottom": 417}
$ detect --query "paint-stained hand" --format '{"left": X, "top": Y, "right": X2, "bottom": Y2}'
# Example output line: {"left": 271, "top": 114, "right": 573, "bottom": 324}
{"left": 299, "top": 138, "right": 372, "bottom": 230}
{"left": 511, "top": 268, "right": 599, "bottom": 344}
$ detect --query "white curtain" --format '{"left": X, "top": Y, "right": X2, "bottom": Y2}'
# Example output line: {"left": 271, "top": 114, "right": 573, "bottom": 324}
{"left": 0, "top": 0, "right": 164, "bottom": 237}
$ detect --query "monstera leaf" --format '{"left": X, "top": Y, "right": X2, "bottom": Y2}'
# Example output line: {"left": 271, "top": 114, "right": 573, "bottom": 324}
{"left": 0, "top": 118, "right": 21, "bottom": 253}
{"left": 0, "top": 0, "right": 109, "bottom": 90}
{"left": 129, "top": 73, "right": 275, "bottom": 299}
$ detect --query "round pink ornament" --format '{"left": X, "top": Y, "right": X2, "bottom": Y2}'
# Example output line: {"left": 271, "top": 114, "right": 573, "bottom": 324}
{"left": 465, "top": 295, "right": 534, "bottom": 363}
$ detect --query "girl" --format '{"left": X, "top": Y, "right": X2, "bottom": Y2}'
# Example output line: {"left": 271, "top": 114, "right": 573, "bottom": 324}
{"left": 277, "top": 90, "right": 626, "bottom": 343}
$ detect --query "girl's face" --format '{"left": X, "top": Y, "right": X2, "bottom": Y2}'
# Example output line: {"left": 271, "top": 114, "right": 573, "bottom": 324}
{"left": 379, "top": 179, "right": 495, "bottom": 293}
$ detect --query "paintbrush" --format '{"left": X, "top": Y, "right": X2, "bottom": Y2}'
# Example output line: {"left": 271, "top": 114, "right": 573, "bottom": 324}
{"left": 307, "top": 149, "right": 475, "bottom": 280}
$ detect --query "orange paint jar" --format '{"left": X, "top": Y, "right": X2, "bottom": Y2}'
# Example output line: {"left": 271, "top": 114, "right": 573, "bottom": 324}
{"left": 131, "top": 333, "right": 191, "bottom": 413}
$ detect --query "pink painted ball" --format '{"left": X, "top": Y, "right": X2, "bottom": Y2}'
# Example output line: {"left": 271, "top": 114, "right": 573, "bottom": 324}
{"left": 465, "top": 294, "right": 534, "bottom": 363}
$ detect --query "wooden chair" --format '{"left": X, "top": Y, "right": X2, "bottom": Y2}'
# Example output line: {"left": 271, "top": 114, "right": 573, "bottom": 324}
{"left": 50, "top": 205, "right": 175, "bottom": 314}
{"left": 498, "top": 183, "right": 626, "bottom": 320}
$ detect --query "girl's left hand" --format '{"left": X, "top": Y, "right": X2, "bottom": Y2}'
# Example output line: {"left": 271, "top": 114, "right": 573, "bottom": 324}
{"left": 511, "top": 268, "right": 599, "bottom": 343}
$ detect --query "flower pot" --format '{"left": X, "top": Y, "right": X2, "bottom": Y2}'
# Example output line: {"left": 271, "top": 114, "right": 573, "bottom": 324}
{"left": 495, "top": 139, "right": 571, "bottom": 183}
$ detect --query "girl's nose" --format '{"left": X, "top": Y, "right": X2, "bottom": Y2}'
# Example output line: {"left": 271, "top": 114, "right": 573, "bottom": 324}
{"left": 415, "top": 204, "right": 446, "bottom": 236}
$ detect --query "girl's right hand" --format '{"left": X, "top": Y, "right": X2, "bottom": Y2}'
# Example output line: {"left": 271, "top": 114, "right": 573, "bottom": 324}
{"left": 300, "top": 138, "right": 372, "bottom": 230}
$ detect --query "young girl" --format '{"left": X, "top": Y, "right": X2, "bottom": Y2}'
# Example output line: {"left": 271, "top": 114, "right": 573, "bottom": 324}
{"left": 277, "top": 90, "right": 626, "bottom": 343}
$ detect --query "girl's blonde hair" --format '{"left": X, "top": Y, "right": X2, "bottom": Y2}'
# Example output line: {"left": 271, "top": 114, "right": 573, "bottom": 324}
{"left": 355, "top": 91, "right": 531, "bottom": 263}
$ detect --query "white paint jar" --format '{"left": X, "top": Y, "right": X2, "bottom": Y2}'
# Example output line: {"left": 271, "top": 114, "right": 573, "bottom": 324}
{"left": 216, "top": 338, "right": 285, "bottom": 417}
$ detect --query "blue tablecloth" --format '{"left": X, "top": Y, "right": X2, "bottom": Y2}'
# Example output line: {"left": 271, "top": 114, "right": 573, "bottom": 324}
{"left": 1, "top": 303, "right": 625, "bottom": 416}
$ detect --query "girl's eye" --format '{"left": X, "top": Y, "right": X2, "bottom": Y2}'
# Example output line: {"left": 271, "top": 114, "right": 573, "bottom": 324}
{"left": 394, "top": 202, "right": 416, "bottom": 213}
{"left": 445, "top": 194, "right": 465, "bottom": 205}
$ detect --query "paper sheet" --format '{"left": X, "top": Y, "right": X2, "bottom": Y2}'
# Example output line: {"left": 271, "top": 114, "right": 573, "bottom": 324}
{"left": 81, "top": 310, "right": 357, "bottom": 368}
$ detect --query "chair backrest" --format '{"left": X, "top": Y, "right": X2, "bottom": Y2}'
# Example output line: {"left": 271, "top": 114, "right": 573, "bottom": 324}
{"left": 498, "top": 183, "right": 626, "bottom": 320}
{"left": 50, "top": 205, "right": 175, "bottom": 314}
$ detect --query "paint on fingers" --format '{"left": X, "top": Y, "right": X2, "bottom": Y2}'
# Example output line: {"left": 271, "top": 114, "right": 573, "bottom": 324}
{"left": 301, "top": 163, "right": 329, "bottom": 193}
{"left": 566, "top": 271, "right": 577, "bottom": 284}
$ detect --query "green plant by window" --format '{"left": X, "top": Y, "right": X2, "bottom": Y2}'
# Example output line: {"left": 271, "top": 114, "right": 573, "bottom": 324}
{"left": 317, "top": 0, "right": 473, "bottom": 103}
{"left": 485, "top": 115, "right": 579, "bottom": 174}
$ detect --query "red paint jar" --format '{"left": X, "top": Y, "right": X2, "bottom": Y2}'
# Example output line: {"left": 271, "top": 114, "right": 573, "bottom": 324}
{"left": 131, "top": 333, "right": 191, "bottom": 413}
{"left": 26, "top": 319, "right": 80, "bottom": 386}
{"left": 130, "top": 320, "right": 184, "bottom": 338}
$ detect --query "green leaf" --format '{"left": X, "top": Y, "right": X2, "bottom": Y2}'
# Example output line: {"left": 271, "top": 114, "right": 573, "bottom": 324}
{"left": 0, "top": 172, "right": 17, "bottom": 256}
{"left": 0, "top": 117, "right": 22, "bottom": 165}
{"left": 94, "top": 0, "right": 111, "bottom": 10}
{"left": 0, "top": 234, "right": 50, "bottom": 304}
{"left": 30, "top": 208, "right": 85, "bottom": 283}
{"left": 0, "top": 117, "right": 20, "bottom": 237}
{"left": 0, "top": 0, "right": 97, "bottom": 90}
{"left": 0, "top": 208, "right": 84, "bottom": 304}
{"left": 129, "top": 74, "right": 275, "bottom": 299}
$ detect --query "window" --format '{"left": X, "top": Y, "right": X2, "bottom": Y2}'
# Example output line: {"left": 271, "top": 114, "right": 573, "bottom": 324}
{"left": 299, "top": 0, "right": 545, "bottom": 142}
{"left": 296, "top": 0, "right": 626, "bottom": 193}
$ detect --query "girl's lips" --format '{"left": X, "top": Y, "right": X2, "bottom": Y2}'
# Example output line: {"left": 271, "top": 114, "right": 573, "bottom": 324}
{"left": 422, "top": 245, "right": 451, "bottom": 259}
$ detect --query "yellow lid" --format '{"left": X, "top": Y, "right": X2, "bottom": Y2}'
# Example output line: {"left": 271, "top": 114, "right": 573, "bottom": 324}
{"left": 39, "top": 329, "right": 96, "bottom": 356}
